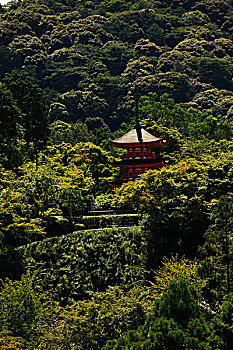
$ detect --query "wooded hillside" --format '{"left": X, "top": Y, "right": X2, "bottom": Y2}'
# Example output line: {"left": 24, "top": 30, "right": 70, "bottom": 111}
{"left": 1, "top": 0, "right": 233, "bottom": 132}
{"left": 0, "top": 0, "right": 233, "bottom": 349}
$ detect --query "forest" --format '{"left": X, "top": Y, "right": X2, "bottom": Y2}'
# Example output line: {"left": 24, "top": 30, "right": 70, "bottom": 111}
{"left": 0, "top": 0, "right": 233, "bottom": 348}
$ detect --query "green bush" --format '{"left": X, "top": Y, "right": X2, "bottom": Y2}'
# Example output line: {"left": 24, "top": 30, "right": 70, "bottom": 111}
{"left": 0, "top": 274, "right": 52, "bottom": 343}
{"left": 102, "top": 279, "right": 211, "bottom": 350}
{"left": 39, "top": 286, "right": 153, "bottom": 350}
{"left": 19, "top": 227, "right": 147, "bottom": 304}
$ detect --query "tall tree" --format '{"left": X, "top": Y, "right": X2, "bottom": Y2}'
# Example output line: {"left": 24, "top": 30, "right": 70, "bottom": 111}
{"left": 4, "top": 70, "right": 49, "bottom": 145}
{"left": 0, "top": 82, "right": 22, "bottom": 169}
{"left": 199, "top": 194, "right": 233, "bottom": 303}
{"left": 103, "top": 279, "right": 210, "bottom": 350}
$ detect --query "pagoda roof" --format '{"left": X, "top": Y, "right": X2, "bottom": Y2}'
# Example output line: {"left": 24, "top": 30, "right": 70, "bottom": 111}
{"left": 112, "top": 128, "right": 163, "bottom": 146}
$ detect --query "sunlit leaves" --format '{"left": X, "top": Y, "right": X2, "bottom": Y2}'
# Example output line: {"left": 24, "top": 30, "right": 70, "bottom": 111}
{"left": 149, "top": 254, "right": 202, "bottom": 297}
{"left": 39, "top": 286, "right": 150, "bottom": 349}
{"left": 0, "top": 274, "right": 53, "bottom": 342}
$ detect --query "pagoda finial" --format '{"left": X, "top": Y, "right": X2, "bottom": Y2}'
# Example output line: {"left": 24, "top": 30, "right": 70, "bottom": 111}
{"left": 135, "top": 85, "right": 143, "bottom": 143}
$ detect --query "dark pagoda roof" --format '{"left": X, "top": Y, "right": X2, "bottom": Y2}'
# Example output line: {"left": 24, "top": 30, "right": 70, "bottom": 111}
{"left": 112, "top": 128, "right": 163, "bottom": 146}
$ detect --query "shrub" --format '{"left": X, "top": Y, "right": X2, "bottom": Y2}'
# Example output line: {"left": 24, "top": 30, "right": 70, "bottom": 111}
{"left": 0, "top": 274, "right": 51, "bottom": 342}
{"left": 19, "top": 227, "right": 147, "bottom": 304}
{"left": 39, "top": 286, "right": 152, "bottom": 350}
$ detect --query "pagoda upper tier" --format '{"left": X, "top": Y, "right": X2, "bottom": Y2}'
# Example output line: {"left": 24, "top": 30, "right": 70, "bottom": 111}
{"left": 111, "top": 127, "right": 166, "bottom": 186}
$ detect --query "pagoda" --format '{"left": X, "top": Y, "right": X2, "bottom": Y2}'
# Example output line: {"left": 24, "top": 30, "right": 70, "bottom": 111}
{"left": 111, "top": 94, "right": 166, "bottom": 187}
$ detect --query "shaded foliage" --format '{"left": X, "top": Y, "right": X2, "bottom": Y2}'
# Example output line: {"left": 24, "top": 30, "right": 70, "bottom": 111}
{"left": 0, "top": 0, "right": 233, "bottom": 348}
{"left": 19, "top": 226, "right": 147, "bottom": 304}
{"left": 103, "top": 279, "right": 211, "bottom": 350}
{"left": 0, "top": 0, "right": 232, "bottom": 131}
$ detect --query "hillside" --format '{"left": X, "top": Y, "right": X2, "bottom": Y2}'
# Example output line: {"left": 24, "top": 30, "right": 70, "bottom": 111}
{"left": 0, "top": 0, "right": 233, "bottom": 132}
{"left": 1, "top": 0, "right": 233, "bottom": 349}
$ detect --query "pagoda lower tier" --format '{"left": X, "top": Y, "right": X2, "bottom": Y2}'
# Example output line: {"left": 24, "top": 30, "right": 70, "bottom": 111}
{"left": 111, "top": 158, "right": 167, "bottom": 187}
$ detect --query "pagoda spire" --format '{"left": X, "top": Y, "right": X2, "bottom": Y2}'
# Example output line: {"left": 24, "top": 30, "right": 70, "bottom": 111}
{"left": 135, "top": 86, "right": 143, "bottom": 143}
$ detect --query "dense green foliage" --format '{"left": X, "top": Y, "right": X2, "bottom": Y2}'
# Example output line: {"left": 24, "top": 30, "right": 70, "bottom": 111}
{"left": 114, "top": 145, "right": 233, "bottom": 267}
{"left": 19, "top": 226, "right": 147, "bottom": 304}
{"left": 102, "top": 279, "right": 233, "bottom": 350}
{"left": 103, "top": 279, "right": 207, "bottom": 349}
{"left": 0, "top": 0, "right": 233, "bottom": 135}
{"left": 0, "top": 0, "right": 233, "bottom": 348}
{"left": 199, "top": 194, "right": 233, "bottom": 306}
{"left": 0, "top": 273, "right": 54, "bottom": 348}
{"left": 33, "top": 286, "right": 151, "bottom": 350}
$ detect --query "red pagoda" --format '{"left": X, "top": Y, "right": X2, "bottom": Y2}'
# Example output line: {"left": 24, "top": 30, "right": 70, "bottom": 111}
{"left": 111, "top": 100, "right": 166, "bottom": 187}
